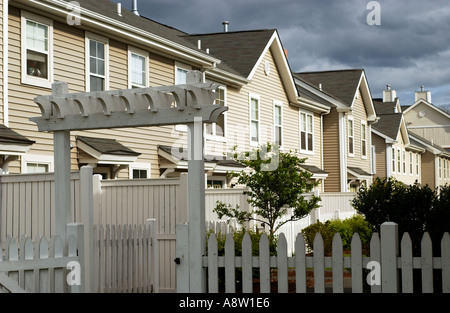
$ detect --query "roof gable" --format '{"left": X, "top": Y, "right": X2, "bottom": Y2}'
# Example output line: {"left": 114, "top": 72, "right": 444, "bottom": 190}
{"left": 403, "top": 99, "right": 450, "bottom": 125}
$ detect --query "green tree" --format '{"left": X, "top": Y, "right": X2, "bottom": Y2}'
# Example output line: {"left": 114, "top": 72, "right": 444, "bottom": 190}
{"left": 213, "top": 143, "right": 321, "bottom": 238}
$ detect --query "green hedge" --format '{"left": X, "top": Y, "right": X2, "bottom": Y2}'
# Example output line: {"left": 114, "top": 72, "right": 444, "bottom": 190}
{"left": 301, "top": 215, "right": 372, "bottom": 255}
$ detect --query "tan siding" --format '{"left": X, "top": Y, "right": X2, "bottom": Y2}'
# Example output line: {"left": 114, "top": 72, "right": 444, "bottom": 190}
{"left": 421, "top": 151, "right": 436, "bottom": 189}
{"left": 323, "top": 108, "right": 340, "bottom": 192}
{"left": 372, "top": 133, "right": 386, "bottom": 178}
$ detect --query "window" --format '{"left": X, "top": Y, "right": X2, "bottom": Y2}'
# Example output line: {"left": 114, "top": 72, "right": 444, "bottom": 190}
{"left": 21, "top": 11, "right": 53, "bottom": 88}
{"left": 89, "top": 40, "right": 106, "bottom": 91}
{"left": 410, "top": 152, "right": 413, "bottom": 175}
{"left": 416, "top": 153, "right": 420, "bottom": 176}
{"left": 128, "top": 47, "right": 149, "bottom": 88}
{"left": 207, "top": 180, "right": 224, "bottom": 189}
{"left": 26, "top": 163, "right": 49, "bottom": 173}
{"left": 361, "top": 122, "right": 367, "bottom": 158}
{"left": 300, "top": 111, "right": 314, "bottom": 153}
{"left": 206, "top": 86, "right": 226, "bottom": 139}
{"left": 439, "top": 158, "right": 442, "bottom": 179}
{"left": 274, "top": 102, "right": 283, "bottom": 147}
{"left": 392, "top": 147, "right": 396, "bottom": 173}
{"left": 397, "top": 148, "right": 401, "bottom": 174}
{"left": 402, "top": 150, "right": 406, "bottom": 174}
{"left": 175, "top": 62, "right": 192, "bottom": 132}
{"left": 132, "top": 169, "right": 148, "bottom": 179}
{"left": 348, "top": 117, "right": 354, "bottom": 156}
{"left": 250, "top": 95, "right": 260, "bottom": 145}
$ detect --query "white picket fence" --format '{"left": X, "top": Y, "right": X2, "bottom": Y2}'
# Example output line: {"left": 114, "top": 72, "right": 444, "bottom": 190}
{"left": 187, "top": 222, "right": 450, "bottom": 293}
{"left": 92, "top": 222, "right": 158, "bottom": 293}
{"left": 0, "top": 225, "right": 83, "bottom": 293}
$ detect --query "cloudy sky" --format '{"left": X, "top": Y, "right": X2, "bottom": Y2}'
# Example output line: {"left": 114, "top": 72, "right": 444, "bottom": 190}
{"left": 113, "top": 0, "right": 450, "bottom": 107}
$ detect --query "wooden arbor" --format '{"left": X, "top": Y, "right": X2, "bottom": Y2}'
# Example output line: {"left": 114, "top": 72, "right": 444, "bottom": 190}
{"left": 30, "top": 73, "right": 226, "bottom": 292}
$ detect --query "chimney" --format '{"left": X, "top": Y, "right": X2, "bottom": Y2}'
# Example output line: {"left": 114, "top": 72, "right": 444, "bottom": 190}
{"left": 117, "top": 3, "right": 122, "bottom": 17}
{"left": 222, "top": 21, "right": 229, "bottom": 32}
{"left": 382, "top": 84, "right": 396, "bottom": 102}
{"left": 415, "top": 85, "right": 432, "bottom": 103}
{"left": 132, "top": 0, "right": 139, "bottom": 16}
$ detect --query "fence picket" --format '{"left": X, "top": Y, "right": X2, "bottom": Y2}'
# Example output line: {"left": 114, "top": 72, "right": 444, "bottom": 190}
{"left": 38, "top": 237, "right": 49, "bottom": 293}
{"left": 241, "top": 233, "right": 252, "bottom": 293}
{"left": 224, "top": 233, "right": 235, "bottom": 293}
{"left": 7, "top": 238, "right": 19, "bottom": 289}
{"left": 277, "top": 233, "right": 288, "bottom": 293}
{"left": 442, "top": 233, "right": 450, "bottom": 293}
{"left": 369, "top": 232, "right": 381, "bottom": 293}
{"left": 259, "top": 233, "right": 271, "bottom": 293}
{"left": 207, "top": 234, "right": 219, "bottom": 293}
{"left": 421, "top": 232, "right": 433, "bottom": 293}
{"left": 351, "top": 233, "right": 363, "bottom": 293}
{"left": 313, "top": 233, "right": 325, "bottom": 293}
{"left": 51, "top": 236, "right": 64, "bottom": 293}
{"left": 401, "top": 233, "right": 413, "bottom": 293}
{"left": 294, "top": 233, "right": 306, "bottom": 293}
{"left": 332, "top": 233, "right": 343, "bottom": 293}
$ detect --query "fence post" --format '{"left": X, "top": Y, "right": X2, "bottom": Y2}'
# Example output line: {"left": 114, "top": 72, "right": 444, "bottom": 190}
{"left": 146, "top": 218, "right": 159, "bottom": 293}
{"left": 380, "top": 222, "right": 399, "bottom": 293}
{"left": 176, "top": 223, "right": 189, "bottom": 293}
{"left": 80, "top": 166, "right": 94, "bottom": 293}
{"left": 67, "top": 222, "right": 85, "bottom": 293}
{"left": 92, "top": 174, "right": 102, "bottom": 226}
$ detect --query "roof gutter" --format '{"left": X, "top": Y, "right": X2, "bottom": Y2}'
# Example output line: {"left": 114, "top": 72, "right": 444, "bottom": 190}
{"left": 22, "top": 0, "right": 220, "bottom": 68}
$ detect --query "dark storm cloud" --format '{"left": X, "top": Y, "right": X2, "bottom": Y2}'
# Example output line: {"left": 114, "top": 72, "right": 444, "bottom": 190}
{"left": 113, "top": 0, "right": 450, "bottom": 105}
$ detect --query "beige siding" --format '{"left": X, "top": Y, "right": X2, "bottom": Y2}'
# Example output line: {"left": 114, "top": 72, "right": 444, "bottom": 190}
{"left": 213, "top": 48, "right": 322, "bottom": 168}
{"left": 323, "top": 108, "right": 340, "bottom": 192}
{"left": 346, "top": 88, "right": 371, "bottom": 174}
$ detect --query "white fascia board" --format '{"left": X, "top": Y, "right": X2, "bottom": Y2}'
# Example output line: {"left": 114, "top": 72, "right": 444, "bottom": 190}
{"left": 294, "top": 97, "right": 330, "bottom": 114}
{"left": 25, "top": 0, "right": 220, "bottom": 68}
{"left": 206, "top": 68, "right": 249, "bottom": 87}
{"left": 353, "top": 72, "right": 377, "bottom": 122}
{"left": 404, "top": 98, "right": 450, "bottom": 120}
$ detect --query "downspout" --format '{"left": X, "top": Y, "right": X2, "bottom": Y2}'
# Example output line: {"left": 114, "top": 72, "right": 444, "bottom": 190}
{"left": 3, "top": 0, "right": 8, "bottom": 126}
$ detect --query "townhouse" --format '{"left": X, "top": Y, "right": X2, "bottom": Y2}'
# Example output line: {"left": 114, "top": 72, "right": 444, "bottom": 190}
{"left": 0, "top": 0, "right": 330, "bottom": 190}
{"left": 370, "top": 85, "right": 450, "bottom": 189}
{"left": 294, "top": 69, "right": 377, "bottom": 192}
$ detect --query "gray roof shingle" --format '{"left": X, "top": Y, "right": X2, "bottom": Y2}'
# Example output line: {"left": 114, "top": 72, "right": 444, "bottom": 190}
{"left": 0, "top": 124, "right": 35, "bottom": 145}
{"left": 294, "top": 69, "right": 364, "bottom": 107}
{"left": 77, "top": 136, "right": 140, "bottom": 156}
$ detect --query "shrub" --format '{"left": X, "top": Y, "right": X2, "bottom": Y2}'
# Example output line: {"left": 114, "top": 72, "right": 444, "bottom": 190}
{"left": 301, "top": 216, "right": 373, "bottom": 255}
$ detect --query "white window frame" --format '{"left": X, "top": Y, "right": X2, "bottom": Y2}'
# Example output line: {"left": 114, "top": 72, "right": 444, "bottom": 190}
{"left": 347, "top": 116, "right": 354, "bottom": 157}
{"left": 409, "top": 152, "right": 413, "bottom": 176}
{"left": 402, "top": 149, "right": 406, "bottom": 175}
{"left": 416, "top": 153, "right": 420, "bottom": 177}
{"left": 299, "top": 110, "right": 314, "bottom": 155}
{"left": 21, "top": 11, "right": 53, "bottom": 89}
{"left": 129, "top": 162, "right": 151, "bottom": 179}
{"left": 392, "top": 147, "right": 396, "bottom": 174}
{"left": 205, "top": 85, "right": 227, "bottom": 142}
{"left": 175, "top": 62, "right": 192, "bottom": 132}
{"left": 21, "top": 154, "right": 54, "bottom": 174}
{"left": 128, "top": 46, "right": 149, "bottom": 89}
{"left": 85, "top": 32, "right": 109, "bottom": 92}
{"left": 249, "top": 93, "right": 261, "bottom": 147}
{"left": 361, "top": 121, "right": 367, "bottom": 159}
{"left": 273, "top": 101, "right": 283, "bottom": 149}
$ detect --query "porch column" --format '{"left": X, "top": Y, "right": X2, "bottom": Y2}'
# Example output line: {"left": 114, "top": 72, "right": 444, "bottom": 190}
{"left": 52, "top": 82, "right": 72, "bottom": 240}
{"left": 187, "top": 116, "right": 206, "bottom": 293}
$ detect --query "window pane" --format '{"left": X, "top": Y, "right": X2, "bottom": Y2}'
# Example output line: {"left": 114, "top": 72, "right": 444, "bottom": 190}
{"left": 90, "top": 40, "right": 96, "bottom": 57}
{"left": 251, "top": 98, "right": 259, "bottom": 120}
{"left": 251, "top": 121, "right": 259, "bottom": 142}
{"left": 205, "top": 123, "right": 213, "bottom": 135}
{"left": 131, "top": 53, "right": 146, "bottom": 86}
{"left": 26, "top": 21, "right": 48, "bottom": 52}
{"left": 307, "top": 115, "right": 313, "bottom": 133}
{"left": 177, "top": 68, "right": 187, "bottom": 84}
{"left": 308, "top": 133, "right": 313, "bottom": 151}
{"left": 98, "top": 59, "right": 105, "bottom": 76}
{"left": 133, "top": 169, "right": 147, "bottom": 179}
{"left": 275, "top": 126, "right": 282, "bottom": 146}
{"left": 27, "top": 50, "right": 48, "bottom": 78}
{"left": 90, "top": 76, "right": 104, "bottom": 92}
{"left": 349, "top": 137, "right": 354, "bottom": 154}
{"left": 27, "top": 163, "right": 49, "bottom": 173}
{"left": 301, "top": 131, "right": 306, "bottom": 150}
